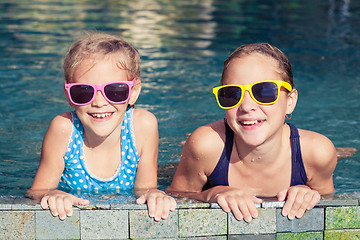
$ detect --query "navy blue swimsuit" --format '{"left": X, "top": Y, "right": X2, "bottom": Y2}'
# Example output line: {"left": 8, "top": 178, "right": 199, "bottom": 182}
{"left": 203, "top": 120, "right": 307, "bottom": 190}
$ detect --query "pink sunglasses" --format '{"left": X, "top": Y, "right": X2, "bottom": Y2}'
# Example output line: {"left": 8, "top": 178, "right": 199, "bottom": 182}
{"left": 64, "top": 78, "right": 136, "bottom": 106}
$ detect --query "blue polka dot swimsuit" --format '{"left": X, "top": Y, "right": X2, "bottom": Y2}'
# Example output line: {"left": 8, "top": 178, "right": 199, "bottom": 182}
{"left": 58, "top": 108, "right": 140, "bottom": 193}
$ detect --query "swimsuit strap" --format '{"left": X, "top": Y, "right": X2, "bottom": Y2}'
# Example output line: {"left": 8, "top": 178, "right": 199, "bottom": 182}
{"left": 222, "top": 119, "right": 234, "bottom": 186}
{"left": 203, "top": 119, "right": 233, "bottom": 189}
{"left": 288, "top": 123, "right": 308, "bottom": 186}
{"left": 224, "top": 120, "right": 234, "bottom": 163}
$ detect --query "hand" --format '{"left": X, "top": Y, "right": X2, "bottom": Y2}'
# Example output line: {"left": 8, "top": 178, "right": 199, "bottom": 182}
{"left": 277, "top": 185, "right": 320, "bottom": 220}
{"left": 136, "top": 189, "right": 176, "bottom": 221}
{"left": 209, "top": 186, "right": 262, "bottom": 222}
{"left": 40, "top": 190, "right": 89, "bottom": 220}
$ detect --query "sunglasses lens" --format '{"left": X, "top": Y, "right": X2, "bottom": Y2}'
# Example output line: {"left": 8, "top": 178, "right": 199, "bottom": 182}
{"left": 252, "top": 82, "right": 278, "bottom": 103}
{"left": 70, "top": 85, "right": 94, "bottom": 104}
{"left": 218, "top": 86, "right": 242, "bottom": 108}
{"left": 104, "top": 83, "right": 130, "bottom": 103}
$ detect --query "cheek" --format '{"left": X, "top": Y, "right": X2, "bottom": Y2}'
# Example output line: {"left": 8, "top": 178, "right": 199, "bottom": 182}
{"left": 225, "top": 108, "right": 238, "bottom": 119}
{"left": 74, "top": 106, "right": 88, "bottom": 115}
{"left": 260, "top": 103, "right": 287, "bottom": 120}
{"left": 113, "top": 103, "right": 129, "bottom": 112}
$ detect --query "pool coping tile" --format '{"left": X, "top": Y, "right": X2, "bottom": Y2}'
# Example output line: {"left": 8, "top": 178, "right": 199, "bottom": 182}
{"left": 35, "top": 208, "right": 80, "bottom": 239}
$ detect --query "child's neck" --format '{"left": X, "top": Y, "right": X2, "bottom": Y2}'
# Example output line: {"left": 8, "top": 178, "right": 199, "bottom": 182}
{"left": 234, "top": 125, "right": 290, "bottom": 165}
{"left": 83, "top": 129, "right": 121, "bottom": 149}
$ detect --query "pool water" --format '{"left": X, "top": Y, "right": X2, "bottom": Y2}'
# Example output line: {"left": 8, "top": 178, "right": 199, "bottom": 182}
{"left": 0, "top": 0, "right": 359, "bottom": 196}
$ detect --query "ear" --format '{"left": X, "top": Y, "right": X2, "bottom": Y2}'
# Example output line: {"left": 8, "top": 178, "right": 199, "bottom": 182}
{"left": 286, "top": 89, "right": 298, "bottom": 115}
{"left": 128, "top": 79, "right": 142, "bottom": 105}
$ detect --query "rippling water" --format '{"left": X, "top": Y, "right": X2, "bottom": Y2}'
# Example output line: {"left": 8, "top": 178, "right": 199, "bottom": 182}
{"left": 0, "top": 0, "right": 359, "bottom": 196}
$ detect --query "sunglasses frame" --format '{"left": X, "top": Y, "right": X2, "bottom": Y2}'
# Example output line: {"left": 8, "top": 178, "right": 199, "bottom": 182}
{"left": 64, "top": 78, "right": 136, "bottom": 106}
{"left": 213, "top": 80, "right": 293, "bottom": 109}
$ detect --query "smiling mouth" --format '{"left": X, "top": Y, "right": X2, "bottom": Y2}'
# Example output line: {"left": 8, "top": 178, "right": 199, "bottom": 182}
{"left": 240, "top": 120, "right": 263, "bottom": 126}
{"left": 89, "top": 112, "right": 113, "bottom": 119}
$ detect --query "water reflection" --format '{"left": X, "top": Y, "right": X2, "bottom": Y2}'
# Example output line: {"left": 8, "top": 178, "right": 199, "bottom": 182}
{"left": 0, "top": 0, "right": 359, "bottom": 196}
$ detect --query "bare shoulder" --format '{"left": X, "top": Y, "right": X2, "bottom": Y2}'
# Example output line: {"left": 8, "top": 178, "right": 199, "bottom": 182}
{"left": 182, "top": 120, "right": 226, "bottom": 172}
{"left": 168, "top": 119, "right": 226, "bottom": 192}
{"left": 132, "top": 108, "right": 159, "bottom": 156}
{"left": 298, "top": 129, "right": 337, "bottom": 169}
{"left": 40, "top": 112, "right": 74, "bottom": 164}
{"left": 132, "top": 108, "right": 158, "bottom": 131}
{"left": 187, "top": 120, "right": 225, "bottom": 150}
{"left": 47, "top": 112, "right": 73, "bottom": 138}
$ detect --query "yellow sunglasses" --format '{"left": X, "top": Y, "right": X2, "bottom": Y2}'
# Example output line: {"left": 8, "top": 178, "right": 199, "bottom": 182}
{"left": 213, "top": 80, "right": 293, "bottom": 109}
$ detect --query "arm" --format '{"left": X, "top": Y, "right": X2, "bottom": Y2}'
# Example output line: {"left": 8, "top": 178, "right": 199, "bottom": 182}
{"left": 278, "top": 130, "right": 337, "bottom": 219}
{"left": 132, "top": 109, "right": 176, "bottom": 221}
{"left": 26, "top": 113, "right": 89, "bottom": 220}
{"left": 167, "top": 122, "right": 262, "bottom": 222}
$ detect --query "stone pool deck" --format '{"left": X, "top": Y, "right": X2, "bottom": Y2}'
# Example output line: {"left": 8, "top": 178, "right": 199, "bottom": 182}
{"left": 1, "top": 193, "right": 360, "bottom": 239}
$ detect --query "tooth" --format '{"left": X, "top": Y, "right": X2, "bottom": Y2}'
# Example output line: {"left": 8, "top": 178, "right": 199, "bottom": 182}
{"left": 242, "top": 120, "right": 258, "bottom": 125}
{"left": 92, "top": 113, "right": 112, "bottom": 118}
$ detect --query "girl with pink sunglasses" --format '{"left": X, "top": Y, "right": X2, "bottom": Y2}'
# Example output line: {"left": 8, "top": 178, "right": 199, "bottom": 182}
{"left": 167, "top": 43, "right": 337, "bottom": 222}
{"left": 27, "top": 33, "right": 176, "bottom": 220}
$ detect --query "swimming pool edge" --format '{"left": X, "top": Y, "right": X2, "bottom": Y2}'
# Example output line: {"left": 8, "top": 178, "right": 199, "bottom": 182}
{"left": 0, "top": 195, "right": 359, "bottom": 239}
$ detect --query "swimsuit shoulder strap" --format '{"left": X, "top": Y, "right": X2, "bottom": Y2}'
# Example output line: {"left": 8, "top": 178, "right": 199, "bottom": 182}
{"left": 204, "top": 119, "right": 233, "bottom": 189}
{"left": 288, "top": 123, "right": 308, "bottom": 186}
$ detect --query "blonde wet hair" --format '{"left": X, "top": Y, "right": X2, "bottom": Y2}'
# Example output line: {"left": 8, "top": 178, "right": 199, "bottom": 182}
{"left": 63, "top": 33, "right": 140, "bottom": 83}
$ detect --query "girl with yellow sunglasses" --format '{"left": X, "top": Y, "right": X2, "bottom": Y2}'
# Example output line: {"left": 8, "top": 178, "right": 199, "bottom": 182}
{"left": 167, "top": 43, "right": 337, "bottom": 222}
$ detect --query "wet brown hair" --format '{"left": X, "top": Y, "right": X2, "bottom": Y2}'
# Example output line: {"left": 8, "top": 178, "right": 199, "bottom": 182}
{"left": 221, "top": 43, "right": 293, "bottom": 87}
{"left": 63, "top": 33, "right": 140, "bottom": 83}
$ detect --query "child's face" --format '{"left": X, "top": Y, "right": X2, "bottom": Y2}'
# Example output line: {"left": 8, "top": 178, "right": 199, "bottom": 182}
{"left": 222, "top": 53, "right": 295, "bottom": 146}
{"left": 68, "top": 55, "right": 140, "bottom": 141}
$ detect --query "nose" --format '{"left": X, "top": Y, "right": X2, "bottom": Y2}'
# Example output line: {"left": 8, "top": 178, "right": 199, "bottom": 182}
{"left": 91, "top": 90, "right": 109, "bottom": 107}
{"left": 238, "top": 90, "right": 258, "bottom": 112}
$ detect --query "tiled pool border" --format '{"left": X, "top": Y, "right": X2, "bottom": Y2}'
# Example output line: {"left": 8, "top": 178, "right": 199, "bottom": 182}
{"left": 0, "top": 195, "right": 359, "bottom": 239}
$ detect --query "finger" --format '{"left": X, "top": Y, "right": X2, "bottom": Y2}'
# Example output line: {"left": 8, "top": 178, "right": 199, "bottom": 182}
{"left": 277, "top": 188, "right": 288, "bottom": 202}
{"left": 169, "top": 197, "right": 177, "bottom": 211}
{"left": 295, "top": 207, "right": 306, "bottom": 219}
{"left": 136, "top": 195, "right": 146, "bottom": 205}
{"left": 146, "top": 195, "right": 156, "bottom": 219}
{"left": 47, "top": 197, "right": 59, "bottom": 217}
{"left": 73, "top": 196, "right": 90, "bottom": 206}
{"left": 294, "top": 197, "right": 308, "bottom": 219}
{"left": 63, "top": 197, "right": 74, "bottom": 217}
{"left": 252, "top": 196, "right": 263, "bottom": 204}
{"left": 216, "top": 195, "right": 231, "bottom": 213}
{"left": 247, "top": 199, "right": 259, "bottom": 219}
{"left": 295, "top": 191, "right": 321, "bottom": 219}
{"left": 55, "top": 197, "right": 67, "bottom": 220}
{"left": 306, "top": 192, "right": 320, "bottom": 210}
{"left": 153, "top": 197, "right": 164, "bottom": 221}
{"left": 288, "top": 193, "right": 305, "bottom": 220}
{"left": 40, "top": 196, "right": 50, "bottom": 210}
{"left": 227, "top": 198, "right": 243, "bottom": 221}
{"left": 161, "top": 197, "right": 171, "bottom": 219}
{"left": 282, "top": 200, "right": 293, "bottom": 218}
{"left": 237, "top": 199, "right": 252, "bottom": 222}
{"left": 281, "top": 188, "right": 297, "bottom": 218}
